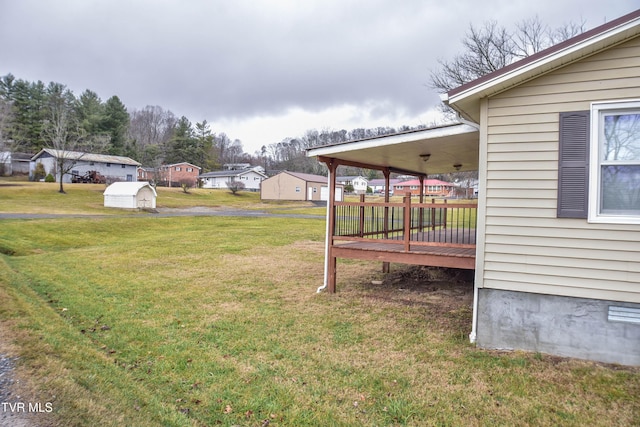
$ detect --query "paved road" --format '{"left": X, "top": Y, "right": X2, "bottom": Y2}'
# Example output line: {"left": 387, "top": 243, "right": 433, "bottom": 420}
{"left": 0, "top": 207, "right": 326, "bottom": 220}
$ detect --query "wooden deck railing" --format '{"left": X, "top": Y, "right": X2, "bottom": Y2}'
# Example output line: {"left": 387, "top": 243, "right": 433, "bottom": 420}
{"left": 333, "top": 193, "right": 477, "bottom": 250}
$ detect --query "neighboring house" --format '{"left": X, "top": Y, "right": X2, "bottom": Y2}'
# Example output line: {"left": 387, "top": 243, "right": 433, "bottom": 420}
{"left": 199, "top": 166, "right": 267, "bottom": 191}
{"left": 0, "top": 151, "right": 31, "bottom": 176}
{"left": 104, "top": 181, "right": 157, "bottom": 209}
{"left": 260, "top": 171, "right": 344, "bottom": 201}
{"left": 308, "top": 9, "right": 640, "bottom": 366}
{"left": 393, "top": 179, "right": 455, "bottom": 197}
{"left": 368, "top": 178, "right": 400, "bottom": 194}
{"left": 223, "top": 163, "right": 252, "bottom": 170}
{"left": 30, "top": 148, "right": 140, "bottom": 183}
{"left": 137, "top": 166, "right": 156, "bottom": 182}
{"left": 336, "top": 176, "right": 368, "bottom": 194}
{"left": 157, "top": 162, "right": 201, "bottom": 187}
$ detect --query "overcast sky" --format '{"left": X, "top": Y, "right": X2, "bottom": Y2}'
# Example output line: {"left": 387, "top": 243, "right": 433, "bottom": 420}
{"left": 1, "top": 1, "right": 637, "bottom": 154}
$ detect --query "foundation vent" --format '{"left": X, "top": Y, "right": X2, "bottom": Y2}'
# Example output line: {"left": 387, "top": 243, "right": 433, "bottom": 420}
{"left": 608, "top": 306, "right": 640, "bottom": 324}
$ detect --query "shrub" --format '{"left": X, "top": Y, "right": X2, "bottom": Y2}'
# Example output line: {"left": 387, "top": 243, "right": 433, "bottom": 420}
{"left": 44, "top": 173, "right": 55, "bottom": 183}
{"left": 227, "top": 179, "right": 245, "bottom": 195}
{"left": 180, "top": 178, "right": 196, "bottom": 194}
{"left": 33, "top": 163, "right": 46, "bottom": 181}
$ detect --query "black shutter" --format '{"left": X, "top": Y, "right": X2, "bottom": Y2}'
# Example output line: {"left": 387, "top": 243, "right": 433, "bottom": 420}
{"left": 557, "top": 111, "right": 590, "bottom": 218}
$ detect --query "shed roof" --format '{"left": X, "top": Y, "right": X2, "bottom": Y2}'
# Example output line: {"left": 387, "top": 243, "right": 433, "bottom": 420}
{"left": 32, "top": 148, "right": 141, "bottom": 166}
{"left": 103, "top": 181, "right": 157, "bottom": 196}
{"left": 284, "top": 171, "right": 330, "bottom": 183}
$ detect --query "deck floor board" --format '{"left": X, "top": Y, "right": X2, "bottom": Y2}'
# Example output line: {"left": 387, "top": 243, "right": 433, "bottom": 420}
{"left": 332, "top": 228, "right": 476, "bottom": 270}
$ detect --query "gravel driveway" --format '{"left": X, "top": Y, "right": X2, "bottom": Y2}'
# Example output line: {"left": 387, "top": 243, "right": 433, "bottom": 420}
{"left": 0, "top": 354, "right": 38, "bottom": 427}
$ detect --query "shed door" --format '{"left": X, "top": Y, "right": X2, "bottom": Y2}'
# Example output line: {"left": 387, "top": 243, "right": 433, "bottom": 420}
{"left": 307, "top": 187, "right": 313, "bottom": 200}
{"left": 320, "top": 186, "right": 328, "bottom": 201}
{"left": 321, "top": 187, "right": 343, "bottom": 201}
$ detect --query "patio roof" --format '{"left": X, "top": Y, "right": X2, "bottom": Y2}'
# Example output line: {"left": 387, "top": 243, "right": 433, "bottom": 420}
{"left": 306, "top": 123, "right": 479, "bottom": 176}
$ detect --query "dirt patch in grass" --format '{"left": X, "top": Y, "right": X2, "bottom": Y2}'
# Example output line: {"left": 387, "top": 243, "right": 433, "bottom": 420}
{"left": 360, "top": 266, "right": 474, "bottom": 320}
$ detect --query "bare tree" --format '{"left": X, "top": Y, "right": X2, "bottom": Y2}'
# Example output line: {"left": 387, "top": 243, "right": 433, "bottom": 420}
{"left": 42, "top": 93, "right": 84, "bottom": 192}
{"left": 0, "top": 98, "right": 13, "bottom": 175}
{"left": 127, "top": 105, "right": 177, "bottom": 166}
{"left": 429, "top": 17, "right": 586, "bottom": 94}
{"left": 42, "top": 83, "right": 106, "bottom": 193}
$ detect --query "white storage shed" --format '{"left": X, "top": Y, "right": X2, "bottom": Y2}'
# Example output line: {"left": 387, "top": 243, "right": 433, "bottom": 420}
{"left": 104, "top": 182, "right": 157, "bottom": 209}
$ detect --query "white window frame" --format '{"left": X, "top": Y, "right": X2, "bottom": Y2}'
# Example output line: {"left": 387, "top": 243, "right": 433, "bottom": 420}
{"left": 589, "top": 100, "right": 640, "bottom": 225}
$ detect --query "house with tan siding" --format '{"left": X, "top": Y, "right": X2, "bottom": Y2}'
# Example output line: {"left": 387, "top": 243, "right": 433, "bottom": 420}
{"left": 260, "top": 171, "right": 344, "bottom": 201}
{"left": 308, "top": 9, "right": 640, "bottom": 365}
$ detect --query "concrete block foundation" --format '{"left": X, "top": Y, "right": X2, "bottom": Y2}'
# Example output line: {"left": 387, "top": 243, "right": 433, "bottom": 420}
{"left": 477, "top": 289, "right": 640, "bottom": 366}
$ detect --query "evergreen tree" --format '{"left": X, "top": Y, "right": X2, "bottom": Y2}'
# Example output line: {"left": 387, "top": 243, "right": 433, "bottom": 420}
{"left": 7, "top": 78, "right": 48, "bottom": 152}
{"left": 101, "top": 95, "right": 129, "bottom": 156}
{"left": 75, "top": 90, "right": 105, "bottom": 136}
{"left": 165, "top": 116, "right": 199, "bottom": 165}
{"left": 194, "top": 120, "right": 215, "bottom": 170}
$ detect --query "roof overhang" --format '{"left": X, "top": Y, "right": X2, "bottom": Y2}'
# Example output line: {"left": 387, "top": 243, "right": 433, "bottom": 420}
{"left": 442, "top": 9, "right": 640, "bottom": 123}
{"left": 306, "top": 123, "right": 479, "bottom": 176}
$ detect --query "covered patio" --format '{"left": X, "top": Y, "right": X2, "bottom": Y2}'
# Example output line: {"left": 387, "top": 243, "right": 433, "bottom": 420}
{"left": 306, "top": 122, "right": 480, "bottom": 293}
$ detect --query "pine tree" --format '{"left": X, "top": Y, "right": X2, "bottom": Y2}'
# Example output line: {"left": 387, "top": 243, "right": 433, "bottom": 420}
{"left": 101, "top": 96, "right": 129, "bottom": 156}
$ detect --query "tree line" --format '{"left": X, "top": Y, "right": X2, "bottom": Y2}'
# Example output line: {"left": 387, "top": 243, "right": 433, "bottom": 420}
{"left": 0, "top": 74, "right": 243, "bottom": 172}
{"left": 0, "top": 73, "right": 427, "bottom": 177}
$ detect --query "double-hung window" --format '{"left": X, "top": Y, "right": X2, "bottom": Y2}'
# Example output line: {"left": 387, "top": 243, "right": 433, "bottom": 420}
{"left": 589, "top": 101, "right": 640, "bottom": 224}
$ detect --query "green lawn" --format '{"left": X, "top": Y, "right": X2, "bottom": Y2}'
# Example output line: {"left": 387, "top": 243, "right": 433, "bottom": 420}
{"left": 0, "top": 181, "right": 638, "bottom": 426}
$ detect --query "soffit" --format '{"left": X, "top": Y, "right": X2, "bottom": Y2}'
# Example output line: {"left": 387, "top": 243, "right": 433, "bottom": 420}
{"left": 306, "top": 123, "right": 479, "bottom": 175}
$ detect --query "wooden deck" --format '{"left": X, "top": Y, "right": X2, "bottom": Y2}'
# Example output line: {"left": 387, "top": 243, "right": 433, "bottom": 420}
{"left": 325, "top": 195, "right": 477, "bottom": 292}
{"left": 333, "top": 229, "right": 476, "bottom": 270}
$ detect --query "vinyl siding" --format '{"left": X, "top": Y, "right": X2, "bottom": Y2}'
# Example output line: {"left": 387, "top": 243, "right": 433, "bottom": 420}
{"left": 482, "top": 36, "right": 640, "bottom": 303}
{"left": 260, "top": 173, "right": 306, "bottom": 201}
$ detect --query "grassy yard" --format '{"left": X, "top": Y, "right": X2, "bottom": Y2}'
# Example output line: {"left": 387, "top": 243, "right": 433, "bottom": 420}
{"left": 0, "top": 181, "right": 326, "bottom": 215}
{"left": 0, "top": 182, "right": 638, "bottom": 426}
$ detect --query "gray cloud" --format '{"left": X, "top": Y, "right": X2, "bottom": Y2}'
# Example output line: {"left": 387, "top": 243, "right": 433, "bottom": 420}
{"left": 0, "top": 0, "right": 636, "bottom": 151}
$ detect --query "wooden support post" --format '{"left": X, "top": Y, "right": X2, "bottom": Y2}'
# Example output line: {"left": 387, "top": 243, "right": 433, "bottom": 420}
{"left": 328, "top": 255, "right": 337, "bottom": 293}
{"left": 403, "top": 192, "right": 411, "bottom": 252}
{"left": 326, "top": 159, "right": 338, "bottom": 293}
{"left": 383, "top": 168, "right": 390, "bottom": 239}
{"left": 443, "top": 199, "right": 448, "bottom": 230}
{"left": 431, "top": 198, "right": 436, "bottom": 231}
{"left": 419, "top": 175, "right": 425, "bottom": 231}
{"left": 382, "top": 168, "right": 390, "bottom": 274}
